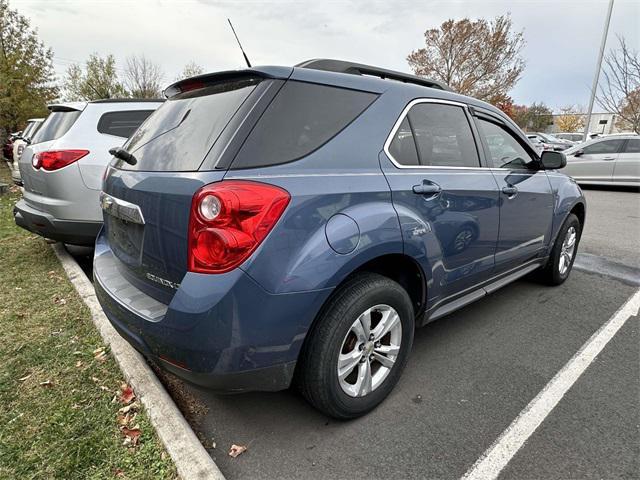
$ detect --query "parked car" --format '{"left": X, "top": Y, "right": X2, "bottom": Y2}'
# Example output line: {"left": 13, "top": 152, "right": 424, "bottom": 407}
{"left": 14, "top": 99, "right": 162, "bottom": 245}
{"left": 94, "top": 60, "right": 585, "bottom": 419}
{"left": 10, "top": 118, "right": 44, "bottom": 170}
{"left": 3, "top": 131, "right": 22, "bottom": 164}
{"left": 554, "top": 132, "right": 584, "bottom": 143}
{"left": 562, "top": 134, "right": 640, "bottom": 186}
{"left": 528, "top": 132, "right": 572, "bottom": 151}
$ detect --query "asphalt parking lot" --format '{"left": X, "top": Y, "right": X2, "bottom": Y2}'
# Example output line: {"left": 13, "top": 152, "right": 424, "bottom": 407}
{"left": 71, "top": 186, "right": 640, "bottom": 479}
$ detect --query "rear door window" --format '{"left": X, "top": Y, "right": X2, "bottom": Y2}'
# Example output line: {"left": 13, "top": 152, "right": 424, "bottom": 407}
{"left": 623, "top": 138, "right": 640, "bottom": 153}
{"left": 582, "top": 139, "right": 624, "bottom": 155}
{"left": 389, "top": 102, "right": 480, "bottom": 168}
{"left": 116, "top": 78, "right": 259, "bottom": 171}
{"left": 31, "top": 110, "right": 82, "bottom": 144}
{"left": 231, "top": 81, "right": 377, "bottom": 169}
{"left": 97, "top": 110, "right": 155, "bottom": 138}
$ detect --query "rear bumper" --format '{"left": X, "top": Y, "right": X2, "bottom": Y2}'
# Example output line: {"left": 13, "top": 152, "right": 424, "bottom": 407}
{"left": 93, "top": 232, "right": 332, "bottom": 393}
{"left": 13, "top": 199, "right": 101, "bottom": 246}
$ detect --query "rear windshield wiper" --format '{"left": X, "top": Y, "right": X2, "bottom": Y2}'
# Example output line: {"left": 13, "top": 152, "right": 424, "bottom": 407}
{"left": 109, "top": 147, "right": 137, "bottom": 166}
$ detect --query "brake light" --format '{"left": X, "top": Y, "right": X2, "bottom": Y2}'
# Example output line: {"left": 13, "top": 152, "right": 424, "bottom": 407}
{"left": 188, "top": 181, "right": 290, "bottom": 274}
{"left": 33, "top": 150, "right": 89, "bottom": 171}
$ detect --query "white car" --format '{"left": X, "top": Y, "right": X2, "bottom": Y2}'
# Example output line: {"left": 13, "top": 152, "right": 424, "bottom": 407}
{"left": 10, "top": 118, "right": 44, "bottom": 175}
{"left": 562, "top": 134, "right": 640, "bottom": 186}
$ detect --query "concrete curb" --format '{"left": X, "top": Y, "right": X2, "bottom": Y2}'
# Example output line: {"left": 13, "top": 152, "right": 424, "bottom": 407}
{"left": 52, "top": 243, "right": 225, "bottom": 480}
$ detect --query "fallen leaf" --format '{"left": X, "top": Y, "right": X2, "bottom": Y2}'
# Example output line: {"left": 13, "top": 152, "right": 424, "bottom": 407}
{"left": 228, "top": 444, "right": 247, "bottom": 458}
{"left": 99, "top": 385, "right": 110, "bottom": 392}
{"left": 119, "top": 384, "right": 135, "bottom": 404}
{"left": 118, "top": 401, "right": 139, "bottom": 414}
{"left": 114, "top": 468, "right": 125, "bottom": 478}
{"left": 91, "top": 376, "right": 100, "bottom": 383}
{"left": 211, "top": 441, "right": 217, "bottom": 449}
{"left": 54, "top": 296, "right": 67, "bottom": 305}
{"left": 40, "top": 380, "right": 54, "bottom": 387}
{"left": 18, "top": 374, "right": 32, "bottom": 382}
{"left": 75, "top": 361, "right": 83, "bottom": 368}
{"left": 92, "top": 346, "right": 105, "bottom": 355}
{"left": 122, "top": 426, "right": 141, "bottom": 446}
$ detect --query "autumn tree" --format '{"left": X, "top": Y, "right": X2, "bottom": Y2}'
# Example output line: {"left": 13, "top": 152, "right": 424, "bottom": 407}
{"left": 63, "top": 53, "right": 127, "bottom": 101}
{"left": 597, "top": 36, "right": 639, "bottom": 133}
{"left": 526, "top": 102, "right": 553, "bottom": 131}
{"left": 407, "top": 15, "right": 525, "bottom": 104}
{"left": 124, "top": 54, "right": 164, "bottom": 98}
{"left": 556, "top": 105, "right": 584, "bottom": 132}
{"left": 175, "top": 61, "right": 205, "bottom": 82}
{"left": 511, "top": 104, "right": 530, "bottom": 129}
{"left": 0, "top": 0, "right": 58, "bottom": 133}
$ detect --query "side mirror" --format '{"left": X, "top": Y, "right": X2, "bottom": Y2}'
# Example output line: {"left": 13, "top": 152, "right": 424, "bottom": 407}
{"left": 573, "top": 149, "right": 584, "bottom": 157}
{"left": 541, "top": 151, "right": 566, "bottom": 169}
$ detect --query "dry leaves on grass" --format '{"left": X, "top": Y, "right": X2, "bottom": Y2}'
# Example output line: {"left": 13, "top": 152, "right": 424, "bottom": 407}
{"left": 93, "top": 346, "right": 107, "bottom": 362}
{"left": 119, "top": 384, "right": 135, "bottom": 404}
{"left": 228, "top": 444, "right": 247, "bottom": 458}
{"left": 53, "top": 296, "right": 67, "bottom": 305}
{"left": 39, "top": 380, "right": 54, "bottom": 388}
{"left": 121, "top": 426, "right": 142, "bottom": 446}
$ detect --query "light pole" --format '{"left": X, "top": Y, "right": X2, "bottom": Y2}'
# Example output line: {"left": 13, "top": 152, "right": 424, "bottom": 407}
{"left": 583, "top": 0, "right": 615, "bottom": 143}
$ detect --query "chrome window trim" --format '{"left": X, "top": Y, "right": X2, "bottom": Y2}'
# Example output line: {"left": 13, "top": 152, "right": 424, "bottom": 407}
{"left": 383, "top": 98, "right": 488, "bottom": 171}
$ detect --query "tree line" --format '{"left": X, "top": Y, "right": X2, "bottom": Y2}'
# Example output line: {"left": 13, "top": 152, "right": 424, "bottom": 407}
{"left": 1, "top": 0, "right": 638, "bottom": 136}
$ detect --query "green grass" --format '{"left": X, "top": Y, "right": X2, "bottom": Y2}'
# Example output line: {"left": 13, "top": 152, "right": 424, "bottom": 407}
{"left": 0, "top": 164, "right": 176, "bottom": 479}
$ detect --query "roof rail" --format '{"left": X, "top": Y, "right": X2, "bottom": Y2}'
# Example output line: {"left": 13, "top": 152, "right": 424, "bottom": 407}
{"left": 296, "top": 59, "right": 450, "bottom": 91}
{"left": 89, "top": 98, "right": 165, "bottom": 104}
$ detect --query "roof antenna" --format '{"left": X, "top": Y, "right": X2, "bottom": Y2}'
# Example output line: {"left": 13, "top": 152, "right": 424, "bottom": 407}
{"left": 227, "top": 19, "right": 252, "bottom": 68}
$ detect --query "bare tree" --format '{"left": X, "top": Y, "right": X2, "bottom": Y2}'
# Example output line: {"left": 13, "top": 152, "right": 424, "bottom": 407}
{"left": 407, "top": 15, "right": 525, "bottom": 104}
{"left": 175, "top": 61, "right": 205, "bottom": 82}
{"left": 123, "top": 54, "right": 164, "bottom": 98}
{"left": 597, "top": 36, "right": 640, "bottom": 133}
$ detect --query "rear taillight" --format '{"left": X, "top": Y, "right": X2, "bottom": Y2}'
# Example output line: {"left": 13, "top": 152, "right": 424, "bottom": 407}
{"left": 188, "top": 181, "right": 290, "bottom": 274}
{"left": 33, "top": 150, "right": 89, "bottom": 171}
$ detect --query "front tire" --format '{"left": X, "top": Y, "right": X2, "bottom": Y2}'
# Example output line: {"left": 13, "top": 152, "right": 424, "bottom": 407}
{"left": 297, "top": 273, "right": 414, "bottom": 419}
{"left": 539, "top": 213, "right": 581, "bottom": 285}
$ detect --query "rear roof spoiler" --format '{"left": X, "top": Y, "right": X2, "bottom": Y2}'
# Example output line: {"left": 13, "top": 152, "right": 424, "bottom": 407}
{"left": 48, "top": 102, "right": 86, "bottom": 112}
{"left": 296, "top": 59, "right": 451, "bottom": 91}
{"left": 163, "top": 66, "right": 293, "bottom": 98}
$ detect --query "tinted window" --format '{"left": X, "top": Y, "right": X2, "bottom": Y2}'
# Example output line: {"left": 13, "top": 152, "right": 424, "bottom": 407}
{"left": 32, "top": 110, "right": 82, "bottom": 144}
{"left": 232, "top": 81, "right": 377, "bottom": 169}
{"left": 116, "top": 78, "right": 259, "bottom": 171}
{"left": 477, "top": 119, "right": 535, "bottom": 169}
{"left": 97, "top": 110, "right": 154, "bottom": 138}
{"left": 582, "top": 139, "right": 624, "bottom": 155}
{"left": 403, "top": 103, "right": 479, "bottom": 168}
{"left": 623, "top": 138, "right": 640, "bottom": 153}
{"left": 388, "top": 117, "right": 419, "bottom": 166}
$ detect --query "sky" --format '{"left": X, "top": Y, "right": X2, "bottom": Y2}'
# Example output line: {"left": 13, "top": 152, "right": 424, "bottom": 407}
{"left": 13, "top": 0, "right": 640, "bottom": 111}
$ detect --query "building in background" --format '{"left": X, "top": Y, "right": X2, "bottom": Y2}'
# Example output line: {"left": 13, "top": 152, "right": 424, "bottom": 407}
{"left": 549, "top": 112, "right": 624, "bottom": 135}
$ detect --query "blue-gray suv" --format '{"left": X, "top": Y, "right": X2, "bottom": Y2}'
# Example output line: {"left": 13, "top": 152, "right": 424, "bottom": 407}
{"left": 94, "top": 60, "right": 586, "bottom": 419}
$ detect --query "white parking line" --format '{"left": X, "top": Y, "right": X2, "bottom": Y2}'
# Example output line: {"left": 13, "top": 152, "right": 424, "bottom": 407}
{"left": 462, "top": 288, "right": 640, "bottom": 480}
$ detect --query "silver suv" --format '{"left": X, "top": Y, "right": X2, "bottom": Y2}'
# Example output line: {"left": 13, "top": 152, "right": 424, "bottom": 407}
{"left": 14, "top": 99, "right": 162, "bottom": 245}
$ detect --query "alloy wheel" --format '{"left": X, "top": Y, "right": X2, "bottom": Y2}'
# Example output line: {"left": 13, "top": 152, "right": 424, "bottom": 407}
{"left": 337, "top": 304, "right": 402, "bottom": 397}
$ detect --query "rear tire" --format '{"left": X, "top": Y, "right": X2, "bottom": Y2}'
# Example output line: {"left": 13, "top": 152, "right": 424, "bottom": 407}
{"left": 297, "top": 273, "right": 414, "bottom": 419}
{"left": 539, "top": 213, "right": 581, "bottom": 285}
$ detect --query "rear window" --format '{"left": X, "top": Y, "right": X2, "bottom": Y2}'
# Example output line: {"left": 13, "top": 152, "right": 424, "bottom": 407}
{"left": 31, "top": 110, "right": 82, "bottom": 144}
{"left": 97, "top": 110, "right": 155, "bottom": 138}
{"left": 231, "top": 81, "right": 377, "bottom": 169}
{"left": 115, "top": 78, "right": 259, "bottom": 171}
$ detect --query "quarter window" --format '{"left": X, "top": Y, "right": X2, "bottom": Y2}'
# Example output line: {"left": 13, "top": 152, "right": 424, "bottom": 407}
{"left": 476, "top": 119, "right": 535, "bottom": 169}
{"left": 387, "top": 117, "right": 419, "bottom": 166}
{"left": 581, "top": 139, "right": 624, "bottom": 155}
{"left": 97, "top": 110, "right": 155, "bottom": 138}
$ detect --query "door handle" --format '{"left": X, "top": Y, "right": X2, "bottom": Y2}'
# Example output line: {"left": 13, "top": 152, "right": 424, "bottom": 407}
{"left": 501, "top": 185, "right": 518, "bottom": 197}
{"left": 603, "top": 156, "right": 616, "bottom": 161}
{"left": 412, "top": 181, "right": 441, "bottom": 196}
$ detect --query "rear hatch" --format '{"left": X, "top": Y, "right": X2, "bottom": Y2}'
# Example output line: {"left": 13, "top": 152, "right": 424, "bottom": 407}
{"left": 102, "top": 69, "right": 290, "bottom": 302}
